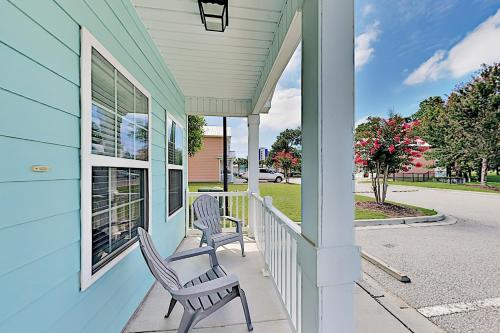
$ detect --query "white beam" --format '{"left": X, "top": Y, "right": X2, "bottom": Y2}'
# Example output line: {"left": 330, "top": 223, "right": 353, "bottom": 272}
{"left": 185, "top": 96, "right": 251, "bottom": 117}
{"left": 299, "top": 0, "right": 360, "bottom": 332}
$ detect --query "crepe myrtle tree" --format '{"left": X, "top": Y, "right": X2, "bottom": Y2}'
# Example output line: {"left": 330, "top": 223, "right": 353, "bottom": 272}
{"left": 273, "top": 150, "right": 299, "bottom": 183}
{"left": 355, "top": 116, "right": 427, "bottom": 204}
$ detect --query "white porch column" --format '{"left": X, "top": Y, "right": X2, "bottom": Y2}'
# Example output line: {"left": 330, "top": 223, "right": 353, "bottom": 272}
{"left": 247, "top": 114, "right": 260, "bottom": 237}
{"left": 299, "top": 0, "right": 360, "bottom": 332}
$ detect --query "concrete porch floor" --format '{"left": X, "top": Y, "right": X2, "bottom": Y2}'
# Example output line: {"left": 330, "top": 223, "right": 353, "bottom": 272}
{"left": 124, "top": 237, "right": 410, "bottom": 333}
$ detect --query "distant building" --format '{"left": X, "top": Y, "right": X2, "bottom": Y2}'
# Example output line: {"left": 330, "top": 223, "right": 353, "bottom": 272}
{"left": 259, "top": 147, "right": 269, "bottom": 161}
{"left": 188, "top": 126, "right": 235, "bottom": 183}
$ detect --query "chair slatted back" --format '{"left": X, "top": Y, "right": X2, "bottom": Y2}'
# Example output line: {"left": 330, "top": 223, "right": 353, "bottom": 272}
{"left": 138, "top": 228, "right": 182, "bottom": 292}
{"left": 192, "top": 194, "right": 222, "bottom": 234}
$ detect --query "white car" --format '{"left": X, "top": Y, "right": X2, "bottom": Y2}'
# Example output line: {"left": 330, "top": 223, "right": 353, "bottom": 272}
{"left": 242, "top": 168, "right": 284, "bottom": 183}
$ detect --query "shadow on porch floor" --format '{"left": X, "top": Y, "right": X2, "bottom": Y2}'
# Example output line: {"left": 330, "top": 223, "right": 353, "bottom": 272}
{"left": 124, "top": 237, "right": 409, "bottom": 333}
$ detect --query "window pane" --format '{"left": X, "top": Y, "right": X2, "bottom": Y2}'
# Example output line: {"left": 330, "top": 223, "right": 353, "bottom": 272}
{"left": 168, "top": 119, "right": 175, "bottom": 164}
{"left": 92, "top": 212, "right": 110, "bottom": 267}
{"left": 168, "top": 169, "right": 183, "bottom": 215}
{"left": 110, "top": 168, "right": 130, "bottom": 207}
{"left": 135, "top": 90, "right": 148, "bottom": 120}
{"left": 117, "top": 72, "right": 134, "bottom": 117}
{"left": 134, "top": 90, "right": 149, "bottom": 161}
{"left": 92, "top": 167, "right": 147, "bottom": 272}
{"left": 92, "top": 104, "right": 115, "bottom": 156}
{"left": 135, "top": 126, "right": 148, "bottom": 161}
{"left": 92, "top": 167, "right": 109, "bottom": 213}
{"left": 110, "top": 205, "right": 131, "bottom": 251}
{"left": 91, "top": 48, "right": 115, "bottom": 111}
{"left": 167, "top": 119, "right": 183, "bottom": 166}
{"left": 175, "top": 125, "right": 183, "bottom": 165}
{"left": 117, "top": 115, "right": 135, "bottom": 159}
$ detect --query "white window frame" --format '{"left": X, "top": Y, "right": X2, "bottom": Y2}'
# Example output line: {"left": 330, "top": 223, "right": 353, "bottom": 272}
{"left": 166, "top": 113, "right": 186, "bottom": 219}
{"left": 80, "top": 28, "right": 152, "bottom": 291}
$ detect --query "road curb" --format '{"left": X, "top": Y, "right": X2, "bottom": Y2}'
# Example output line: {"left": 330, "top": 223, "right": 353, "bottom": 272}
{"left": 361, "top": 251, "right": 411, "bottom": 283}
{"left": 355, "top": 215, "right": 458, "bottom": 230}
{"left": 359, "top": 273, "right": 446, "bottom": 333}
{"left": 355, "top": 212, "right": 446, "bottom": 227}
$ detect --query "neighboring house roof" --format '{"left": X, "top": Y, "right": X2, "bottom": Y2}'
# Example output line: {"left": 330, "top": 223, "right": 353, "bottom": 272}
{"left": 203, "top": 125, "right": 232, "bottom": 137}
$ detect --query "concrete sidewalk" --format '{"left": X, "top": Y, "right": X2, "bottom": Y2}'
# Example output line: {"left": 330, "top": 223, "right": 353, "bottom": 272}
{"left": 125, "top": 237, "right": 411, "bottom": 332}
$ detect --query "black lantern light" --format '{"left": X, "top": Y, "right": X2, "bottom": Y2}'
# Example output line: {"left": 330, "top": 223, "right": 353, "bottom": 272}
{"left": 198, "top": 0, "right": 228, "bottom": 32}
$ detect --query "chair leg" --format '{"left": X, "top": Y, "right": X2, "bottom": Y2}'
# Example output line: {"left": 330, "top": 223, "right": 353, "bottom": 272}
{"left": 240, "top": 238, "right": 246, "bottom": 257}
{"left": 177, "top": 310, "right": 197, "bottom": 333}
{"left": 164, "top": 298, "right": 177, "bottom": 318}
{"left": 238, "top": 287, "right": 253, "bottom": 331}
{"left": 199, "top": 236, "right": 204, "bottom": 247}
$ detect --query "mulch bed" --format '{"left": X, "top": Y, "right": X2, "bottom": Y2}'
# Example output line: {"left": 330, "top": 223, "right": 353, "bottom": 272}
{"left": 356, "top": 201, "right": 424, "bottom": 218}
{"left": 465, "top": 184, "right": 500, "bottom": 192}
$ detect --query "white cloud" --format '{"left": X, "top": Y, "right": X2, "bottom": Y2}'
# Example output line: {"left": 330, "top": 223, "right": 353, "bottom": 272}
{"left": 261, "top": 88, "right": 301, "bottom": 131}
{"left": 355, "top": 116, "right": 370, "bottom": 128}
{"left": 229, "top": 119, "right": 248, "bottom": 157}
{"left": 405, "top": 9, "right": 500, "bottom": 85}
{"left": 362, "top": 4, "right": 374, "bottom": 17}
{"left": 355, "top": 21, "right": 381, "bottom": 70}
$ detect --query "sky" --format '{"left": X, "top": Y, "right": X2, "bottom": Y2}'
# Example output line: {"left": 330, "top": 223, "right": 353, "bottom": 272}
{"left": 207, "top": 0, "right": 500, "bottom": 157}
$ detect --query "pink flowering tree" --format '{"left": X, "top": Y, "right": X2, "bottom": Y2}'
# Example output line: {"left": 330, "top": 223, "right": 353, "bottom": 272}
{"left": 273, "top": 150, "right": 299, "bottom": 183}
{"left": 355, "top": 116, "right": 428, "bottom": 204}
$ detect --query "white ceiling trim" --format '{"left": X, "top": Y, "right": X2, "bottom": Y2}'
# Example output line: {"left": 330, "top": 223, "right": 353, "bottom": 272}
{"left": 132, "top": 0, "right": 301, "bottom": 115}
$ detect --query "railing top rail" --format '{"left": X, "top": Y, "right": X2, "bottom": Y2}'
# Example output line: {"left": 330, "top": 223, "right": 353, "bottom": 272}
{"left": 187, "top": 191, "right": 248, "bottom": 197}
{"left": 250, "top": 192, "right": 301, "bottom": 236}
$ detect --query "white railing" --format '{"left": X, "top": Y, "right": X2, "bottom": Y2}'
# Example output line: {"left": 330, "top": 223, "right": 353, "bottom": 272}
{"left": 187, "top": 191, "right": 249, "bottom": 232}
{"left": 250, "top": 193, "right": 302, "bottom": 333}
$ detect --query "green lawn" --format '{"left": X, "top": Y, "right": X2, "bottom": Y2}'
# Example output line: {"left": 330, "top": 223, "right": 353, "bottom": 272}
{"left": 188, "top": 182, "right": 435, "bottom": 222}
{"left": 389, "top": 173, "right": 500, "bottom": 194}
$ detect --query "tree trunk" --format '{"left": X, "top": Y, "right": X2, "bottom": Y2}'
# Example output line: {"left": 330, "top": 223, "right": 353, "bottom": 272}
{"left": 371, "top": 167, "right": 380, "bottom": 204}
{"left": 480, "top": 158, "right": 488, "bottom": 185}
{"left": 381, "top": 164, "right": 389, "bottom": 204}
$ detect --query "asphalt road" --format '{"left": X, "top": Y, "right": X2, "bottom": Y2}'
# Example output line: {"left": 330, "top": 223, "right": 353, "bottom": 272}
{"left": 355, "top": 182, "right": 500, "bottom": 333}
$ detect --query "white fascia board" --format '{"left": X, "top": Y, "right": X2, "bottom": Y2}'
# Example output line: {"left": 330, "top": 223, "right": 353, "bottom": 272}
{"left": 252, "top": 5, "right": 302, "bottom": 115}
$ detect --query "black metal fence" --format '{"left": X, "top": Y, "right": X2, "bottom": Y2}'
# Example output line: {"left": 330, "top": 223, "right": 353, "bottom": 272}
{"left": 391, "top": 171, "right": 433, "bottom": 182}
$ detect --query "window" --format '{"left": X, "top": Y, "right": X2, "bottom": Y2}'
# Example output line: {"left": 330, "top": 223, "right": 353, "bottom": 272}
{"left": 167, "top": 117, "right": 184, "bottom": 216}
{"left": 80, "top": 29, "right": 151, "bottom": 290}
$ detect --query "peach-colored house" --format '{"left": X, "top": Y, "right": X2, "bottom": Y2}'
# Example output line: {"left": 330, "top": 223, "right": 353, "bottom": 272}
{"left": 188, "top": 126, "right": 236, "bottom": 183}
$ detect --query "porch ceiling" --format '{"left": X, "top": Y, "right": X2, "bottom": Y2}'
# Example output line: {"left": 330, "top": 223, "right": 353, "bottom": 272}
{"left": 132, "top": 0, "right": 301, "bottom": 117}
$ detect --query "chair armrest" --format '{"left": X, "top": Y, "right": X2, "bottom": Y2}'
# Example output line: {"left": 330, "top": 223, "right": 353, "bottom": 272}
{"left": 166, "top": 246, "right": 219, "bottom": 266}
{"left": 221, "top": 216, "right": 241, "bottom": 223}
{"left": 221, "top": 216, "right": 242, "bottom": 233}
{"left": 171, "top": 274, "right": 240, "bottom": 300}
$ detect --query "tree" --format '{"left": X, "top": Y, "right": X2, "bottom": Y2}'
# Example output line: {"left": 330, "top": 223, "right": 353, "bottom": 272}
{"left": 234, "top": 157, "right": 247, "bottom": 173}
{"left": 411, "top": 97, "right": 446, "bottom": 148}
{"left": 428, "top": 64, "right": 500, "bottom": 184}
{"left": 273, "top": 151, "right": 299, "bottom": 183}
{"left": 187, "top": 115, "right": 205, "bottom": 157}
{"left": 355, "top": 116, "right": 425, "bottom": 204}
{"left": 270, "top": 127, "right": 301, "bottom": 157}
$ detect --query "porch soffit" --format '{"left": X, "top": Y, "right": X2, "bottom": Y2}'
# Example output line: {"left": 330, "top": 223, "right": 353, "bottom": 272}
{"left": 132, "top": 0, "right": 301, "bottom": 117}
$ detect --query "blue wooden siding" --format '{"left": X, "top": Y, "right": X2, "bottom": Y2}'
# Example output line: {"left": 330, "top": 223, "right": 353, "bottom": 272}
{"left": 0, "top": 1, "right": 187, "bottom": 332}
